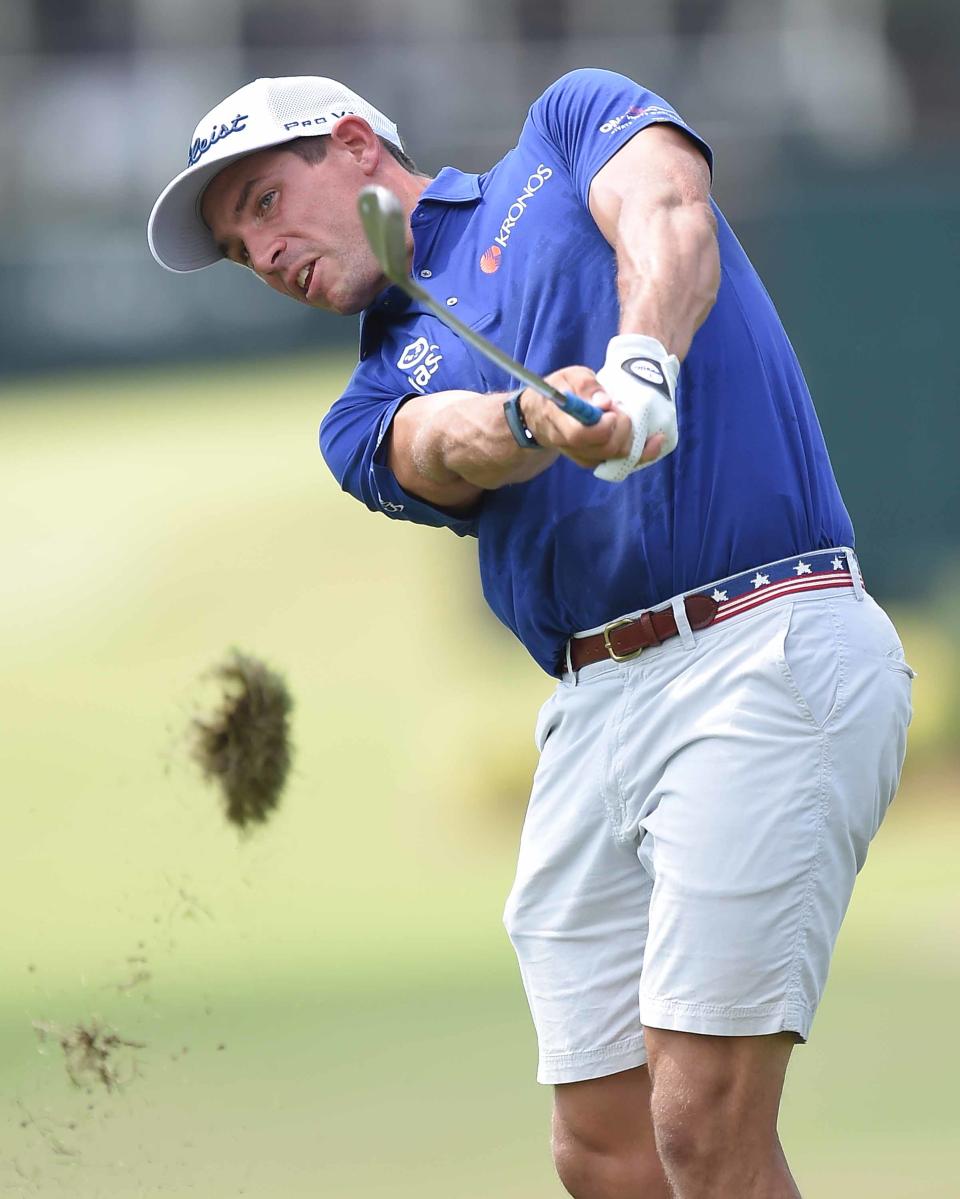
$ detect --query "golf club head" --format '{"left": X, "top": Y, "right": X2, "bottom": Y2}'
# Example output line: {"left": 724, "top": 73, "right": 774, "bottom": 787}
{"left": 357, "top": 185, "right": 409, "bottom": 284}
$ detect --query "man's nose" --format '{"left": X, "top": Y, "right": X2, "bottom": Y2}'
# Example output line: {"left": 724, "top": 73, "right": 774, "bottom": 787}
{"left": 249, "top": 236, "right": 286, "bottom": 275}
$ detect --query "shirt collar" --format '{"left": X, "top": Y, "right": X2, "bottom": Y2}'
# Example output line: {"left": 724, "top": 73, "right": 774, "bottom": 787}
{"left": 418, "top": 166, "right": 482, "bottom": 205}
{"left": 358, "top": 168, "right": 482, "bottom": 350}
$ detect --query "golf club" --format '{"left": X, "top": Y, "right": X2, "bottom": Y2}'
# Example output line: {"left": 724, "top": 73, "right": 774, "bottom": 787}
{"left": 357, "top": 185, "right": 602, "bottom": 426}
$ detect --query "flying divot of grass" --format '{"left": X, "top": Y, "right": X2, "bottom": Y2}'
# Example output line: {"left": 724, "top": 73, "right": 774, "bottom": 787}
{"left": 32, "top": 1020, "right": 146, "bottom": 1092}
{"left": 189, "top": 649, "right": 294, "bottom": 831}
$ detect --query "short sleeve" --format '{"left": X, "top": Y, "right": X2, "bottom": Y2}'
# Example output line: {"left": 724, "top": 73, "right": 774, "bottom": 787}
{"left": 319, "top": 362, "right": 481, "bottom": 538}
{"left": 529, "top": 68, "right": 713, "bottom": 208}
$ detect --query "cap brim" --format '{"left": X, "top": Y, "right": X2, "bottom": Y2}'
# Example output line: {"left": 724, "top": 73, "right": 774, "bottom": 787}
{"left": 147, "top": 149, "right": 259, "bottom": 273}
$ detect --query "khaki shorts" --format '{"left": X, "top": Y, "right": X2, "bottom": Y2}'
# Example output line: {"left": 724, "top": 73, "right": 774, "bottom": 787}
{"left": 503, "top": 579, "right": 913, "bottom": 1085}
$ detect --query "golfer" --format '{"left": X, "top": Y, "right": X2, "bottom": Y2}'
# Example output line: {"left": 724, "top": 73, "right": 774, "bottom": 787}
{"left": 149, "top": 68, "right": 913, "bottom": 1198}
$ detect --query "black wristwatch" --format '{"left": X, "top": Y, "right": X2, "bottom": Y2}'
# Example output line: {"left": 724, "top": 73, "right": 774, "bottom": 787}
{"left": 503, "top": 388, "right": 541, "bottom": 449}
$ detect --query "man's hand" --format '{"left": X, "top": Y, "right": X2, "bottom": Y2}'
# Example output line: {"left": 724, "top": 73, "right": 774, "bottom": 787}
{"left": 592, "top": 334, "right": 680, "bottom": 482}
{"left": 518, "top": 366, "right": 666, "bottom": 471}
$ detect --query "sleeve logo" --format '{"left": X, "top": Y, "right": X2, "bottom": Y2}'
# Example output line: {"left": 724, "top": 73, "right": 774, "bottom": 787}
{"left": 397, "top": 336, "right": 443, "bottom": 393}
{"left": 599, "top": 104, "right": 679, "bottom": 135}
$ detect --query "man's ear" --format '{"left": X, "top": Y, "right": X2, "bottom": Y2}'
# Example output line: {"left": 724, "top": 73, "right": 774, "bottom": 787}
{"left": 329, "top": 116, "right": 381, "bottom": 172}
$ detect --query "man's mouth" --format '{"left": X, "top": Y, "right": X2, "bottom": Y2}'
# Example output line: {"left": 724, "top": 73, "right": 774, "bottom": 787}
{"left": 295, "top": 260, "right": 317, "bottom": 296}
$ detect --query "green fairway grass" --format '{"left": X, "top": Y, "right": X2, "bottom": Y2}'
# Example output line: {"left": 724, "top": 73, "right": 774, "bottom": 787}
{"left": 1, "top": 357, "right": 957, "bottom": 1196}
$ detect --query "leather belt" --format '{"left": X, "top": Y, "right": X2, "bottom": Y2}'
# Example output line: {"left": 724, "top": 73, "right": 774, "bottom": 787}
{"left": 560, "top": 549, "right": 862, "bottom": 676}
{"left": 564, "top": 595, "right": 719, "bottom": 673}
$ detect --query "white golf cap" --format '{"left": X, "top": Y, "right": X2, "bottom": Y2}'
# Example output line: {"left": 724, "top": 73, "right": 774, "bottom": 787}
{"left": 147, "top": 76, "right": 402, "bottom": 273}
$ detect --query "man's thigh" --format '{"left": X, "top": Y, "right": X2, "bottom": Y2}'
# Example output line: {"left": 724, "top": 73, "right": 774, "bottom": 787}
{"left": 643, "top": 1027, "right": 796, "bottom": 1123}
{"left": 551, "top": 1035, "right": 795, "bottom": 1157}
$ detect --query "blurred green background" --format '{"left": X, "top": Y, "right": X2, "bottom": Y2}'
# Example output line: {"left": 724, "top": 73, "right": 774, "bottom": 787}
{"left": 1, "top": 359, "right": 957, "bottom": 1197}
{"left": 2, "top": 1, "right": 959, "bottom": 1195}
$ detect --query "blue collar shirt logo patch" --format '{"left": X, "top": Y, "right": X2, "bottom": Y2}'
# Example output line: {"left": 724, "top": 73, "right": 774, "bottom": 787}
{"left": 397, "top": 336, "right": 443, "bottom": 393}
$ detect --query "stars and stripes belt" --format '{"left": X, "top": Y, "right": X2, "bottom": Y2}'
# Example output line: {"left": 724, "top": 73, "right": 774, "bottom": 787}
{"left": 563, "top": 548, "right": 862, "bottom": 674}
{"left": 691, "top": 546, "right": 861, "bottom": 625}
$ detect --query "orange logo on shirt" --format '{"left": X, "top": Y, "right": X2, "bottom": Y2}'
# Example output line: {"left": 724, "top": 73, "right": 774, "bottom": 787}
{"left": 480, "top": 245, "right": 502, "bottom": 274}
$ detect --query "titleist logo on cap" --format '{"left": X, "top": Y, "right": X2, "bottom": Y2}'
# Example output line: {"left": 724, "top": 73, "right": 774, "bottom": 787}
{"left": 188, "top": 113, "right": 249, "bottom": 166}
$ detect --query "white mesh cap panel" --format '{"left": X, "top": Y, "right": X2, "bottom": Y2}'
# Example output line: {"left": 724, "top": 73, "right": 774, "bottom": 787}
{"left": 263, "top": 77, "right": 402, "bottom": 149}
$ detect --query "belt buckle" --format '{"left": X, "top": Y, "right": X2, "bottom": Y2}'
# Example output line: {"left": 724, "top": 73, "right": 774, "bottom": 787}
{"left": 602, "top": 616, "right": 643, "bottom": 662}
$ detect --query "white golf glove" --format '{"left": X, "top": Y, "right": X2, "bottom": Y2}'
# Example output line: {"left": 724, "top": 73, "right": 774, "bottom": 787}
{"left": 593, "top": 334, "right": 680, "bottom": 483}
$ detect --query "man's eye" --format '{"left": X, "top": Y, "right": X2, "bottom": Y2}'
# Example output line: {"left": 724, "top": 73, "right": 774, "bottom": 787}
{"left": 257, "top": 190, "right": 277, "bottom": 214}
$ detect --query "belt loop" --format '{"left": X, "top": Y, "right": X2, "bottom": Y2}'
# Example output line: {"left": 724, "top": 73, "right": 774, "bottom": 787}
{"left": 844, "top": 547, "right": 866, "bottom": 600}
{"left": 564, "top": 638, "right": 578, "bottom": 685}
{"left": 671, "top": 595, "right": 697, "bottom": 650}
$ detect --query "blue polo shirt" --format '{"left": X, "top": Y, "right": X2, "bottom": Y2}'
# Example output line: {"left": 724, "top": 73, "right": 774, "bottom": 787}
{"left": 320, "top": 68, "right": 853, "bottom": 675}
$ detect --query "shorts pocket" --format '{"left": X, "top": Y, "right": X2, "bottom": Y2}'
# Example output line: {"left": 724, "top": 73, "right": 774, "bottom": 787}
{"left": 885, "top": 648, "right": 917, "bottom": 679}
{"left": 776, "top": 601, "right": 845, "bottom": 729}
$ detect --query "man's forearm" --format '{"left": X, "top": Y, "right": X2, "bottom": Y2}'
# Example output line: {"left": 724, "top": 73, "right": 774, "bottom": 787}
{"left": 388, "top": 367, "right": 634, "bottom": 508}
{"left": 614, "top": 190, "right": 719, "bottom": 360}
{"left": 388, "top": 389, "right": 558, "bottom": 507}
{"left": 414, "top": 390, "right": 559, "bottom": 488}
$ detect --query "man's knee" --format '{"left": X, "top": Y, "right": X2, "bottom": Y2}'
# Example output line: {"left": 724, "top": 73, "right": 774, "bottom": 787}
{"left": 551, "top": 1068, "right": 670, "bottom": 1199}
{"left": 552, "top": 1124, "right": 666, "bottom": 1199}
{"left": 648, "top": 1079, "right": 728, "bottom": 1176}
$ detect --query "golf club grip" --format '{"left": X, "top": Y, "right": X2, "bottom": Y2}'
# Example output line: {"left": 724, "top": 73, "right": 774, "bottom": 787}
{"left": 558, "top": 390, "right": 603, "bottom": 426}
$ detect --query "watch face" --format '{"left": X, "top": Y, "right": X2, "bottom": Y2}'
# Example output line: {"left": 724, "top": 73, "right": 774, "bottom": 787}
{"left": 504, "top": 392, "right": 539, "bottom": 447}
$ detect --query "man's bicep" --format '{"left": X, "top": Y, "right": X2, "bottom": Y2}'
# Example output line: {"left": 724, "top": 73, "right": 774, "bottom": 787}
{"left": 387, "top": 391, "right": 484, "bottom": 513}
{"left": 588, "top": 123, "right": 713, "bottom": 246}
